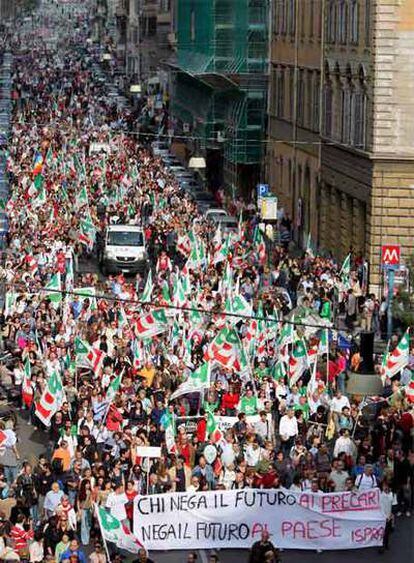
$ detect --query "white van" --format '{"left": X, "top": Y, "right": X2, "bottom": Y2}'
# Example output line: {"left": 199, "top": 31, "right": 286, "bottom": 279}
{"left": 98, "top": 225, "right": 148, "bottom": 275}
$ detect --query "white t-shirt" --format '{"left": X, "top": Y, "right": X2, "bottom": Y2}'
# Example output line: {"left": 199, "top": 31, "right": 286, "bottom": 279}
{"left": 330, "top": 395, "right": 350, "bottom": 413}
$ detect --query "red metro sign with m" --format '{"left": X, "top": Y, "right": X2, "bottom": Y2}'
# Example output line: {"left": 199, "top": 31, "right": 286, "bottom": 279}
{"left": 381, "top": 245, "right": 401, "bottom": 266}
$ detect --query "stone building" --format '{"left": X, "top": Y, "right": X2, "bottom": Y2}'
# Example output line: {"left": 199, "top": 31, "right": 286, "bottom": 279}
{"left": 268, "top": 0, "right": 414, "bottom": 290}
{"left": 0, "top": 0, "right": 17, "bottom": 20}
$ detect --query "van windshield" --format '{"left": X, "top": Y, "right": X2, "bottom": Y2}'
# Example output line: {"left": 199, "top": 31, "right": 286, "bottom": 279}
{"left": 107, "top": 231, "right": 144, "bottom": 247}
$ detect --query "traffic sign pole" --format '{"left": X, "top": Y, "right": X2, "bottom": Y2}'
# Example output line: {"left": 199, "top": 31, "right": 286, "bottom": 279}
{"left": 386, "top": 266, "right": 396, "bottom": 341}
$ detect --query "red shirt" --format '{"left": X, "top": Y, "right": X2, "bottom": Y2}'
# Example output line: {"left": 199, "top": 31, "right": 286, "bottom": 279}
{"left": 196, "top": 418, "right": 207, "bottom": 442}
{"left": 221, "top": 393, "right": 240, "bottom": 411}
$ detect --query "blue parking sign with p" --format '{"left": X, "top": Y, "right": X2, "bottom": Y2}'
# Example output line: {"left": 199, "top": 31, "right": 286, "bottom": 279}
{"left": 257, "top": 184, "right": 269, "bottom": 197}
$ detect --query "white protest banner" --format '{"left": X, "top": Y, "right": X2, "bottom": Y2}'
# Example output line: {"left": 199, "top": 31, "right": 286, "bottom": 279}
{"left": 135, "top": 446, "right": 162, "bottom": 458}
{"left": 134, "top": 488, "right": 385, "bottom": 551}
{"left": 215, "top": 414, "right": 270, "bottom": 432}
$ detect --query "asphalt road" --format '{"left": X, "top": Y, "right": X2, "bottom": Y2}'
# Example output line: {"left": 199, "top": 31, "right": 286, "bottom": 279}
{"left": 15, "top": 410, "right": 413, "bottom": 563}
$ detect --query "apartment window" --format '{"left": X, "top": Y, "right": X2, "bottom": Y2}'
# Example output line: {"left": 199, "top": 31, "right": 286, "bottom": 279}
{"left": 274, "top": 0, "right": 281, "bottom": 34}
{"left": 305, "top": 72, "right": 312, "bottom": 128}
{"left": 276, "top": 67, "right": 285, "bottom": 117}
{"left": 323, "top": 81, "right": 333, "bottom": 137}
{"left": 247, "top": 98, "right": 263, "bottom": 127}
{"left": 327, "top": 1, "right": 336, "bottom": 43}
{"left": 297, "top": 70, "right": 305, "bottom": 126}
{"left": 281, "top": 0, "right": 287, "bottom": 34}
{"left": 365, "top": 0, "right": 370, "bottom": 46}
{"left": 270, "top": 66, "right": 277, "bottom": 115}
{"left": 341, "top": 87, "right": 352, "bottom": 144}
{"left": 313, "top": 74, "right": 321, "bottom": 131}
{"left": 289, "top": 67, "right": 295, "bottom": 120}
{"left": 338, "top": 1, "right": 348, "bottom": 44}
{"left": 353, "top": 91, "right": 366, "bottom": 148}
{"left": 309, "top": 0, "right": 314, "bottom": 38}
{"left": 350, "top": 1, "right": 359, "bottom": 44}
{"left": 288, "top": 0, "right": 296, "bottom": 38}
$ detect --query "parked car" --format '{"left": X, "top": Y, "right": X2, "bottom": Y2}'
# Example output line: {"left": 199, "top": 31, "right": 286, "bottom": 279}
{"left": 216, "top": 216, "right": 238, "bottom": 233}
{"left": 151, "top": 141, "right": 170, "bottom": 157}
{"left": 205, "top": 208, "right": 228, "bottom": 222}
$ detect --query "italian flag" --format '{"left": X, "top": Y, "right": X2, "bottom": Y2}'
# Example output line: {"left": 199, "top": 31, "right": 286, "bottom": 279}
{"left": 289, "top": 339, "right": 309, "bottom": 385}
{"left": 44, "top": 273, "right": 62, "bottom": 308}
{"left": 318, "top": 329, "right": 329, "bottom": 356}
{"left": 173, "top": 276, "right": 186, "bottom": 308}
{"left": 87, "top": 346, "right": 105, "bottom": 376}
{"left": 26, "top": 255, "right": 38, "bottom": 276}
{"left": 206, "top": 326, "right": 244, "bottom": 371}
{"left": 78, "top": 218, "right": 96, "bottom": 248}
{"left": 141, "top": 270, "right": 153, "bottom": 303}
{"left": 35, "top": 370, "right": 64, "bottom": 427}
{"left": 132, "top": 339, "right": 144, "bottom": 370}
{"left": 106, "top": 372, "right": 123, "bottom": 403}
{"left": 170, "top": 361, "right": 211, "bottom": 400}
{"left": 160, "top": 412, "right": 177, "bottom": 454}
{"left": 277, "top": 323, "right": 294, "bottom": 347}
{"left": 406, "top": 372, "right": 414, "bottom": 404}
{"left": 206, "top": 411, "right": 224, "bottom": 444}
{"left": 382, "top": 328, "right": 411, "bottom": 380}
{"left": 22, "top": 359, "right": 34, "bottom": 407}
{"left": 253, "top": 226, "right": 266, "bottom": 265}
{"left": 95, "top": 505, "right": 142, "bottom": 554}
{"left": 225, "top": 293, "right": 252, "bottom": 324}
{"left": 135, "top": 309, "right": 168, "bottom": 339}
{"left": 340, "top": 253, "right": 351, "bottom": 287}
{"left": 213, "top": 235, "right": 230, "bottom": 265}
{"left": 270, "top": 359, "right": 287, "bottom": 381}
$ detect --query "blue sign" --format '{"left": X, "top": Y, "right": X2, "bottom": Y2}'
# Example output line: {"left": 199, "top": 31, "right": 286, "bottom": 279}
{"left": 257, "top": 184, "right": 269, "bottom": 197}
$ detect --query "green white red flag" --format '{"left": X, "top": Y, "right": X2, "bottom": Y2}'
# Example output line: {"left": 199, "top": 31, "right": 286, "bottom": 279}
{"left": 170, "top": 362, "right": 211, "bottom": 399}
{"left": 141, "top": 270, "right": 153, "bottom": 303}
{"left": 206, "top": 326, "right": 249, "bottom": 376}
{"left": 35, "top": 370, "right": 64, "bottom": 426}
{"left": 134, "top": 309, "right": 168, "bottom": 339}
{"left": 253, "top": 227, "right": 266, "bottom": 265}
{"left": 206, "top": 411, "right": 224, "bottom": 444}
{"left": 289, "top": 338, "right": 308, "bottom": 385}
{"left": 44, "top": 273, "right": 62, "bottom": 308}
{"left": 95, "top": 504, "right": 142, "bottom": 554}
{"left": 22, "top": 359, "right": 34, "bottom": 407}
{"left": 381, "top": 328, "right": 411, "bottom": 381}
{"left": 160, "top": 412, "right": 177, "bottom": 454}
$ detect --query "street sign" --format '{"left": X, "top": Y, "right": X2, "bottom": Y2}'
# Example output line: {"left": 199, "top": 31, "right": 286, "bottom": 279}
{"left": 381, "top": 244, "right": 401, "bottom": 266}
{"left": 261, "top": 195, "right": 278, "bottom": 221}
{"left": 256, "top": 183, "right": 269, "bottom": 197}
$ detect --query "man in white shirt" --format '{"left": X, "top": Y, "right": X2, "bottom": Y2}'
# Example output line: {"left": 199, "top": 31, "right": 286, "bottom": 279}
{"left": 330, "top": 390, "right": 350, "bottom": 414}
{"left": 379, "top": 482, "right": 393, "bottom": 552}
{"left": 279, "top": 408, "right": 298, "bottom": 455}
{"left": 329, "top": 460, "right": 349, "bottom": 492}
{"left": 254, "top": 411, "right": 274, "bottom": 444}
{"left": 355, "top": 464, "right": 378, "bottom": 491}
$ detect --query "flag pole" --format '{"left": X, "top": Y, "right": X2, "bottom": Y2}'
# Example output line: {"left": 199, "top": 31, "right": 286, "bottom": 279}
{"left": 326, "top": 329, "right": 329, "bottom": 388}
{"left": 94, "top": 503, "right": 112, "bottom": 563}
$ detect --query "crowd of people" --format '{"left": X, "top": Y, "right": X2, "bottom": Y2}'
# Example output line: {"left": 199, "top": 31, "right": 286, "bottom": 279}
{"left": 0, "top": 1, "right": 412, "bottom": 562}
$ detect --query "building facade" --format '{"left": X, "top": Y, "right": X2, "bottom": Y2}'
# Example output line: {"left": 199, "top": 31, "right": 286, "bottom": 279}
{"left": 170, "top": 0, "right": 269, "bottom": 197}
{"left": 268, "top": 0, "right": 414, "bottom": 290}
{"left": 0, "top": 0, "right": 23, "bottom": 20}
